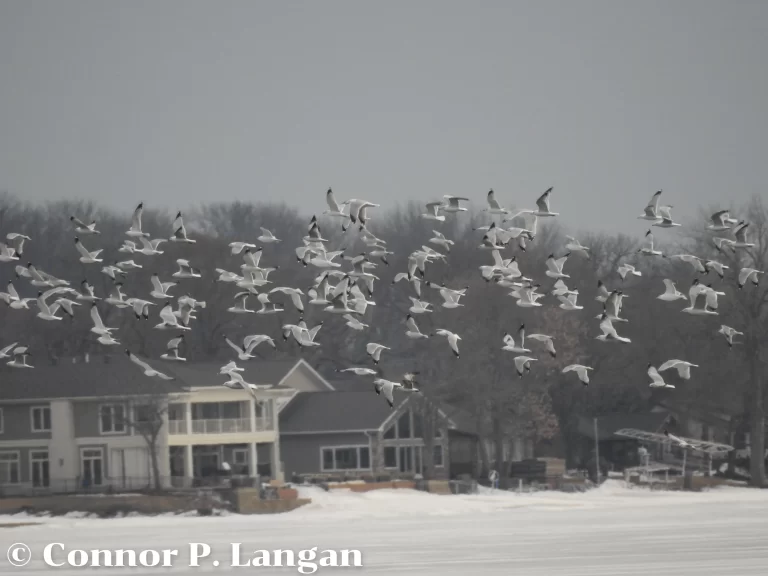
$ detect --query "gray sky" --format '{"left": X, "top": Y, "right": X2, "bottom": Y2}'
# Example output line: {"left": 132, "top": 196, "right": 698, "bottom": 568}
{"left": 0, "top": 0, "right": 766, "bottom": 234}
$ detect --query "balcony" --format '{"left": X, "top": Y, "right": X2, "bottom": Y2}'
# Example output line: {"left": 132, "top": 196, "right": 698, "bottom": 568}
{"left": 167, "top": 416, "right": 274, "bottom": 435}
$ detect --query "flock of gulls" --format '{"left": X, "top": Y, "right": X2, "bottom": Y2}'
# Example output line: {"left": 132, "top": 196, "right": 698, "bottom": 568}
{"left": 0, "top": 189, "right": 763, "bottom": 445}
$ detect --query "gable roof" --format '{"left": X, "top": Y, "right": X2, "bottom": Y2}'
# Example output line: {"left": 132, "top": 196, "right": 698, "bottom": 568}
{"left": 577, "top": 411, "right": 671, "bottom": 441}
{"left": 277, "top": 359, "right": 335, "bottom": 391}
{"left": 280, "top": 390, "right": 407, "bottom": 434}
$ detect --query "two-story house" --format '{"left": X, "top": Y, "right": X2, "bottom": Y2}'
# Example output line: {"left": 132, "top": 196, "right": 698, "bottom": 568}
{"left": 0, "top": 354, "right": 333, "bottom": 494}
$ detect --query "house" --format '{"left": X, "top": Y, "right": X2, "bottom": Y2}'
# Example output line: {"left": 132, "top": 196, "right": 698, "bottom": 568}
{"left": 0, "top": 355, "right": 332, "bottom": 495}
{"left": 279, "top": 389, "right": 481, "bottom": 481}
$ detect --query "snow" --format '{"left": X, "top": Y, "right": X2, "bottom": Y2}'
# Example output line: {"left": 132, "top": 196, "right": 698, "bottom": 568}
{"left": 4, "top": 481, "right": 768, "bottom": 574}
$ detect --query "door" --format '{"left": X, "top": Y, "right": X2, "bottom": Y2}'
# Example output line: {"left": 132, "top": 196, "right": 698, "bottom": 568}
{"left": 232, "top": 448, "right": 249, "bottom": 475}
{"left": 31, "top": 450, "right": 50, "bottom": 488}
{"left": 81, "top": 448, "right": 104, "bottom": 487}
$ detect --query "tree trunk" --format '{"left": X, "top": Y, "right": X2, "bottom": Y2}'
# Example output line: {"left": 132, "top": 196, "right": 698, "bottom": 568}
{"left": 748, "top": 356, "right": 766, "bottom": 487}
{"left": 493, "top": 414, "right": 504, "bottom": 482}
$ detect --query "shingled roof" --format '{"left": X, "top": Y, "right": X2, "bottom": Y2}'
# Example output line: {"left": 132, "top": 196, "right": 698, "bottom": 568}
{"left": 280, "top": 390, "right": 408, "bottom": 434}
{"left": 577, "top": 411, "right": 671, "bottom": 441}
{"left": 0, "top": 355, "right": 300, "bottom": 401}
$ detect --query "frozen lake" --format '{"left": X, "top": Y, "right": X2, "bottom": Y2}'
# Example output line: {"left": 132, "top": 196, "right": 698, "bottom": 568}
{"left": 3, "top": 481, "right": 768, "bottom": 575}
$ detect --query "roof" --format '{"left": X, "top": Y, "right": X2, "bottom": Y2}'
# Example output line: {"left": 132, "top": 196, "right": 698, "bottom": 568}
{"left": 280, "top": 390, "right": 407, "bottom": 434}
{"left": 0, "top": 354, "right": 188, "bottom": 401}
{"left": 0, "top": 355, "right": 302, "bottom": 402}
{"left": 577, "top": 411, "right": 671, "bottom": 441}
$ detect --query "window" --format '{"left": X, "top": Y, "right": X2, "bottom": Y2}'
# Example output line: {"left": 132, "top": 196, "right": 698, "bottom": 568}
{"left": 413, "top": 414, "right": 423, "bottom": 438}
{"left": 397, "top": 411, "right": 411, "bottom": 438}
{"left": 383, "top": 425, "right": 395, "bottom": 439}
{"left": 81, "top": 448, "right": 104, "bottom": 486}
{"left": 31, "top": 406, "right": 51, "bottom": 432}
{"left": 384, "top": 446, "right": 397, "bottom": 468}
{"left": 99, "top": 404, "right": 126, "bottom": 434}
{"left": 0, "top": 452, "right": 20, "bottom": 484}
{"left": 0, "top": 407, "right": 4, "bottom": 434}
{"left": 433, "top": 445, "right": 444, "bottom": 467}
{"left": 321, "top": 446, "right": 370, "bottom": 471}
{"left": 30, "top": 450, "right": 50, "bottom": 488}
{"left": 233, "top": 449, "right": 248, "bottom": 465}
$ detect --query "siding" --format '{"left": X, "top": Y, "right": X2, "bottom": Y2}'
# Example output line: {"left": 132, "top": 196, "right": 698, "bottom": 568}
{"left": 0, "top": 403, "right": 53, "bottom": 440}
{"left": 281, "top": 432, "right": 370, "bottom": 479}
{"left": 282, "top": 363, "right": 332, "bottom": 392}
{"left": 73, "top": 400, "right": 131, "bottom": 438}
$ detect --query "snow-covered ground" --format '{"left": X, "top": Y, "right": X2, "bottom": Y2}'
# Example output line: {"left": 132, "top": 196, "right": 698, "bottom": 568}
{"left": 3, "top": 481, "right": 768, "bottom": 574}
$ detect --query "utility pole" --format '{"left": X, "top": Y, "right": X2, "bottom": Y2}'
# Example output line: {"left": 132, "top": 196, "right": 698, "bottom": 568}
{"left": 594, "top": 417, "right": 600, "bottom": 484}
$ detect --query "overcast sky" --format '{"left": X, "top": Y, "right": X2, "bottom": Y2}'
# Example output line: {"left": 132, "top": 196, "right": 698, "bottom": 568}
{"left": 0, "top": 0, "right": 766, "bottom": 234}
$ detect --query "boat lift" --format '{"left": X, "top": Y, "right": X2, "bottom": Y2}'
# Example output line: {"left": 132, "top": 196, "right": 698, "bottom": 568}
{"left": 613, "top": 428, "right": 735, "bottom": 477}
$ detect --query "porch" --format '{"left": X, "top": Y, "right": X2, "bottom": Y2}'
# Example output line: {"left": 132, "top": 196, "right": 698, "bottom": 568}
{"left": 168, "top": 442, "right": 279, "bottom": 487}
{"left": 166, "top": 399, "right": 275, "bottom": 436}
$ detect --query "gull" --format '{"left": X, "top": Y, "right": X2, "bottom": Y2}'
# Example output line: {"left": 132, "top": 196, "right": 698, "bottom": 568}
{"left": 718, "top": 325, "right": 743, "bottom": 348}
{"left": 532, "top": 187, "right": 558, "bottom": 217}
{"left": 479, "top": 232, "right": 505, "bottom": 250}
{"left": 703, "top": 284, "right": 722, "bottom": 312}
{"left": 595, "top": 280, "right": 612, "bottom": 302}
{"left": 53, "top": 297, "right": 81, "bottom": 318}
{"left": 215, "top": 269, "right": 244, "bottom": 283}
{"left": 516, "top": 285, "right": 544, "bottom": 308}
{"left": 345, "top": 199, "right": 380, "bottom": 229}
{"left": 309, "top": 251, "right": 342, "bottom": 269}
{"left": 221, "top": 371, "right": 272, "bottom": 397}
{"left": 256, "top": 292, "right": 284, "bottom": 314}
{"left": 648, "top": 365, "right": 674, "bottom": 389}
{"left": 429, "top": 230, "right": 454, "bottom": 252}
{"left": 738, "top": 267, "right": 764, "bottom": 289}
{"left": 638, "top": 190, "right": 662, "bottom": 221}
{"left": 170, "top": 211, "right": 196, "bottom": 243}
{"left": 545, "top": 253, "right": 570, "bottom": 279}
{"left": 70, "top": 215, "right": 100, "bottom": 235}
{"left": 637, "top": 230, "right": 663, "bottom": 257}
{"left": 126, "top": 350, "right": 175, "bottom": 380}
{"left": 104, "top": 283, "right": 131, "bottom": 308}
{"left": 704, "top": 260, "right": 729, "bottom": 279}
{"left": 557, "top": 293, "right": 583, "bottom": 311}
{"left": 173, "top": 259, "right": 202, "bottom": 279}
{"left": 669, "top": 254, "right": 706, "bottom": 274}
{"left": 7, "top": 346, "right": 33, "bottom": 369}
{"left": 713, "top": 237, "right": 736, "bottom": 253}
{"left": 528, "top": 333, "right": 556, "bottom": 358}
{"left": 323, "top": 188, "right": 349, "bottom": 219}
{"left": 225, "top": 335, "right": 261, "bottom": 361}
{"left": 156, "top": 303, "right": 192, "bottom": 330}
{"left": 657, "top": 279, "right": 687, "bottom": 301}
{"left": 664, "top": 430, "right": 691, "bottom": 448}
{"left": 97, "top": 333, "right": 120, "bottom": 346}
{"left": 25, "top": 264, "right": 69, "bottom": 287}
{"left": 502, "top": 325, "right": 530, "bottom": 353}
{"left": 732, "top": 221, "right": 755, "bottom": 248}
{"left": 483, "top": 189, "right": 509, "bottom": 215}
{"left": 0, "top": 281, "right": 34, "bottom": 309}
{"left": 229, "top": 241, "right": 257, "bottom": 255}
{"left": 658, "top": 359, "right": 698, "bottom": 380}
{"left": 437, "top": 286, "right": 466, "bottom": 309}
{"left": 160, "top": 335, "right": 187, "bottom": 362}
{"left": 89, "top": 303, "right": 117, "bottom": 336}
{"left": 173, "top": 300, "right": 196, "bottom": 327}
{"left": 288, "top": 319, "right": 323, "bottom": 348}
{"left": 682, "top": 280, "right": 716, "bottom": 315}
{"left": 596, "top": 313, "right": 631, "bottom": 343}
{"left": 441, "top": 195, "right": 469, "bottom": 213}
{"left": 618, "top": 263, "right": 641, "bottom": 280}
{"left": 6, "top": 233, "right": 30, "bottom": 257}
{"left": 433, "top": 329, "right": 461, "bottom": 358}
{"left": 127, "top": 297, "right": 155, "bottom": 320}
{"left": 400, "top": 371, "right": 420, "bottom": 392}
{"left": 304, "top": 220, "right": 329, "bottom": 243}
{"left": 602, "top": 291, "right": 628, "bottom": 322}
{"left": 338, "top": 367, "right": 378, "bottom": 376}
{"left": 408, "top": 296, "right": 433, "bottom": 314}
{"left": 551, "top": 278, "right": 577, "bottom": 297}
{"left": 324, "top": 291, "right": 357, "bottom": 314}
{"left": 366, "top": 342, "right": 390, "bottom": 365}
{"left": 563, "top": 364, "right": 593, "bottom": 386}
{"left": 75, "top": 280, "right": 99, "bottom": 302}
{"left": 126, "top": 202, "right": 149, "bottom": 237}
{"left": 393, "top": 273, "right": 422, "bottom": 298}
{"left": 150, "top": 274, "right": 176, "bottom": 299}
{"left": 243, "top": 334, "right": 276, "bottom": 351}
{"left": 368, "top": 245, "right": 394, "bottom": 265}
{"left": 343, "top": 313, "right": 368, "bottom": 330}
{"left": 405, "top": 314, "right": 429, "bottom": 339}
{"left": 35, "top": 290, "right": 65, "bottom": 321}
{"left": 707, "top": 210, "right": 738, "bottom": 231}
{"left": 102, "top": 264, "right": 128, "bottom": 281}
{"left": 0, "top": 342, "right": 18, "bottom": 359}
{"left": 565, "top": 236, "right": 590, "bottom": 257}
{"left": 118, "top": 240, "right": 136, "bottom": 253}
{"left": 228, "top": 292, "right": 255, "bottom": 314}
{"left": 116, "top": 259, "right": 142, "bottom": 270}
{"left": 513, "top": 355, "right": 537, "bottom": 377}
{"left": 242, "top": 247, "right": 264, "bottom": 271}
{"left": 136, "top": 236, "right": 166, "bottom": 256}
{"left": 258, "top": 227, "right": 281, "bottom": 243}
{"left": 219, "top": 361, "right": 244, "bottom": 375}
{"left": 373, "top": 378, "right": 402, "bottom": 409}
{"left": 270, "top": 287, "right": 304, "bottom": 312}
{"left": 652, "top": 205, "right": 682, "bottom": 228}
{"left": 0, "top": 241, "right": 18, "bottom": 262}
